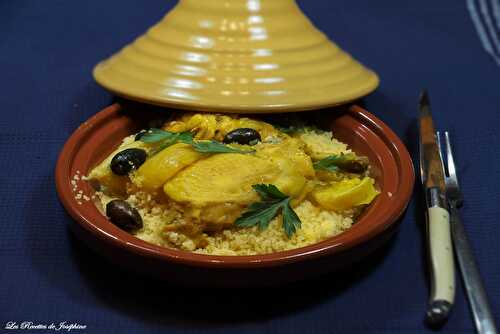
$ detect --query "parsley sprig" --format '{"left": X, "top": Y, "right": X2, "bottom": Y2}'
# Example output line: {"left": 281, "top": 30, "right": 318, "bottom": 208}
{"left": 140, "top": 129, "right": 194, "bottom": 155}
{"left": 138, "top": 128, "right": 190, "bottom": 144}
{"left": 139, "top": 128, "right": 255, "bottom": 155}
{"left": 234, "top": 184, "right": 302, "bottom": 238}
{"left": 190, "top": 140, "right": 252, "bottom": 154}
{"left": 313, "top": 153, "right": 368, "bottom": 173}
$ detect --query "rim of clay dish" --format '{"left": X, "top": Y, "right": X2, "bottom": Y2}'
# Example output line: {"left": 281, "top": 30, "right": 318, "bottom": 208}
{"left": 55, "top": 104, "right": 414, "bottom": 269}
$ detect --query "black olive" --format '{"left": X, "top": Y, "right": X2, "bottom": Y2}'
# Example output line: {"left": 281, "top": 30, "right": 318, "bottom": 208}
{"left": 110, "top": 148, "right": 147, "bottom": 175}
{"left": 106, "top": 199, "right": 143, "bottom": 231}
{"left": 223, "top": 128, "right": 261, "bottom": 145}
{"left": 338, "top": 161, "right": 366, "bottom": 173}
{"left": 336, "top": 156, "right": 369, "bottom": 173}
{"left": 134, "top": 130, "right": 147, "bottom": 141}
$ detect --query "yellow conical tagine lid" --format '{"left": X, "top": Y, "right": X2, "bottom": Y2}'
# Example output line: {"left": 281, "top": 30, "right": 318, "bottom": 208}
{"left": 93, "top": 0, "right": 379, "bottom": 113}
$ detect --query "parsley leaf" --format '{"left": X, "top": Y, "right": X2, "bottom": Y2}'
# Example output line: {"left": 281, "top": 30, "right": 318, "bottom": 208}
{"left": 282, "top": 202, "right": 301, "bottom": 238}
{"left": 313, "top": 153, "right": 368, "bottom": 173}
{"left": 139, "top": 128, "right": 188, "bottom": 143}
{"left": 313, "top": 155, "right": 342, "bottom": 172}
{"left": 252, "top": 184, "right": 287, "bottom": 201}
{"left": 234, "top": 201, "right": 283, "bottom": 231}
{"left": 234, "top": 184, "right": 302, "bottom": 238}
{"left": 140, "top": 128, "right": 254, "bottom": 155}
{"left": 190, "top": 140, "right": 255, "bottom": 154}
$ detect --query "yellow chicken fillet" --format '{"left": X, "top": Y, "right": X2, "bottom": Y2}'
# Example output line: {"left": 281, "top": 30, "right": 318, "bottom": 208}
{"left": 164, "top": 153, "right": 307, "bottom": 207}
{"left": 256, "top": 138, "right": 315, "bottom": 179}
{"left": 164, "top": 154, "right": 281, "bottom": 206}
{"left": 131, "top": 143, "right": 203, "bottom": 191}
{"left": 311, "top": 177, "right": 379, "bottom": 211}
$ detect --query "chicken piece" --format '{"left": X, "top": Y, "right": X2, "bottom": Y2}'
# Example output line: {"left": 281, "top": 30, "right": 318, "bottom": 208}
{"left": 290, "top": 180, "right": 316, "bottom": 207}
{"left": 163, "top": 113, "right": 281, "bottom": 142}
{"left": 87, "top": 136, "right": 149, "bottom": 195}
{"left": 163, "top": 154, "right": 281, "bottom": 206}
{"left": 256, "top": 138, "right": 315, "bottom": 179}
{"left": 165, "top": 113, "right": 219, "bottom": 139}
{"left": 199, "top": 203, "right": 245, "bottom": 228}
{"left": 180, "top": 202, "right": 246, "bottom": 229}
{"left": 164, "top": 152, "right": 309, "bottom": 228}
{"left": 131, "top": 143, "right": 203, "bottom": 192}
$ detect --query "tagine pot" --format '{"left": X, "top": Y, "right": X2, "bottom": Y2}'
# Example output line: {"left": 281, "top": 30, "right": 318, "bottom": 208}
{"left": 93, "top": 0, "right": 379, "bottom": 113}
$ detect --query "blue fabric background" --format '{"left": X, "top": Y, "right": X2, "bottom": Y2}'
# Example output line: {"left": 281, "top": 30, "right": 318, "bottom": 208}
{"left": 1, "top": 0, "right": 499, "bottom": 333}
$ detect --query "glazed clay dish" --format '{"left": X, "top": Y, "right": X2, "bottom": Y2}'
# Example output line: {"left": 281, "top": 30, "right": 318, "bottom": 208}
{"left": 55, "top": 102, "right": 414, "bottom": 286}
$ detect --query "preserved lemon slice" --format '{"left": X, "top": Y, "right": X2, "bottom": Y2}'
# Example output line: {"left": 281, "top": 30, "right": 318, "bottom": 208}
{"left": 311, "top": 177, "right": 379, "bottom": 211}
{"left": 131, "top": 143, "right": 203, "bottom": 191}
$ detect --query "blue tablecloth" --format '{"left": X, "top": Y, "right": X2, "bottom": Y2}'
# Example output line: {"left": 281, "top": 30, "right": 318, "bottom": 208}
{"left": 1, "top": 1, "right": 499, "bottom": 333}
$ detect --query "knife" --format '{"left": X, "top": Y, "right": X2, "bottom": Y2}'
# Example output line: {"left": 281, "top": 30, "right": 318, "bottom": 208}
{"left": 419, "top": 90, "right": 455, "bottom": 326}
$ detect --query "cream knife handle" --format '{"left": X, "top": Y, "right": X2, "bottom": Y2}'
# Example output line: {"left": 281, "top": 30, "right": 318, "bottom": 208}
{"left": 450, "top": 205, "right": 498, "bottom": 334}
{"left": 425, "top": 206, "right": 455, "bottom": 326}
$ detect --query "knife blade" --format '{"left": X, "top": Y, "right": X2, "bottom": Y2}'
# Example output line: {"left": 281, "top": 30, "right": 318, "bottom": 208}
{"left": 419, "top": 90, "right": 455, "bottom": 327}
{"left": 420, "top": 92, "right": 447, "bottom": 195}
